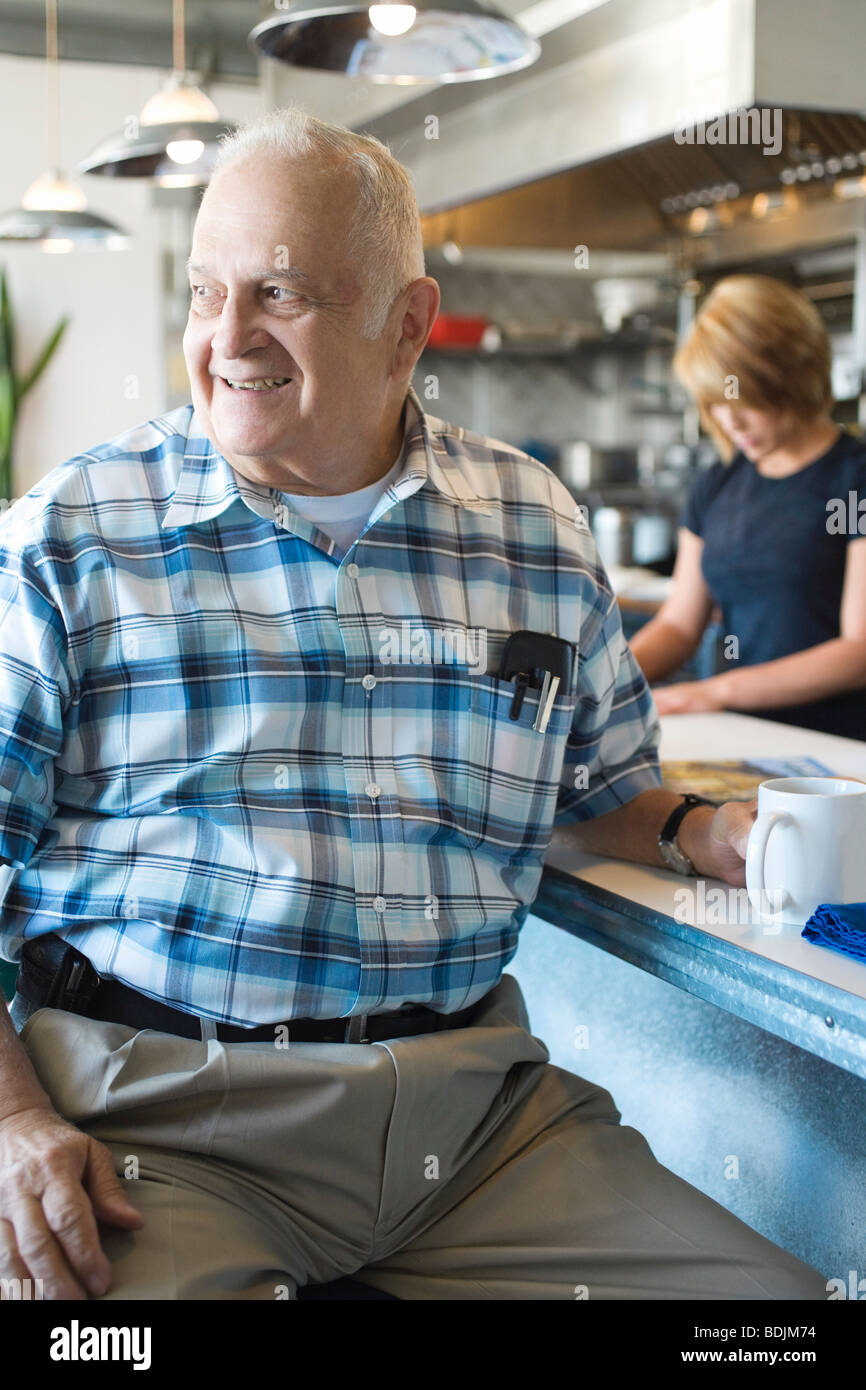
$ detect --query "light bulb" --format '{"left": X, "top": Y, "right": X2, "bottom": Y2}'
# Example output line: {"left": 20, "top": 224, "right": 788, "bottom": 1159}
{"left": 139, "top": 80, "right": 219, "bottom": 127}
{"left": 368, "top": 4, "right": 417, "bottom": 35}
{"left": 166, "top": 139, "right": 205, "bottom": 164}
{"left": 21, "top": 171, "right": 87, "bottom": 212}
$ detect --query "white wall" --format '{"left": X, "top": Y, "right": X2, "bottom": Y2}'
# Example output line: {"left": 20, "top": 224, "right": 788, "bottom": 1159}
{"left": 0, "top": 54, "right": 262, "bottom": 496}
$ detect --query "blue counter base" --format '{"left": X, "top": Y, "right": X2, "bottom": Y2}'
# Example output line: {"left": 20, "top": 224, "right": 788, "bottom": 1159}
{"left": 511, "top": 909, "right": 866, "bottom": 1288}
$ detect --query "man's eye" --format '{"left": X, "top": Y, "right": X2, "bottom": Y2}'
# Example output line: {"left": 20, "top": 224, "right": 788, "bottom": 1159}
{"left": 191, "top": 284, "right": 217, "bottom": 299}
{"left": 265, "top": 286, "right": 298, "bottom": 302}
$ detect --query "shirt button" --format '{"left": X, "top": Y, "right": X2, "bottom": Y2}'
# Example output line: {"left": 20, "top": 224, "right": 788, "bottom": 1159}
{"left": 361, "top": 674, "right": 377, "bottom": 691}
{"left": 346, "top": 562, "right": 360, "bottom": 578}
{"left": 365, "top": 782, "right": 381, "bottom": 799}
{"left": 384, "top": 511, "right": 393, "bottom": 522}
{"left": 373, "top": 896, "right": 387, "bottom": 913}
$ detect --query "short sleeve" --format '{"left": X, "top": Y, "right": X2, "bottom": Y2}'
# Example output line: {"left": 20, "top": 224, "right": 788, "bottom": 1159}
{"left": 679, "top": 459, "right": 725, "bottom": 537}
{"left": 0, "top": 544, "right": 70, "bottom": 869}
{"left": 555, "top": 588, "right": 662, "bottom": 824}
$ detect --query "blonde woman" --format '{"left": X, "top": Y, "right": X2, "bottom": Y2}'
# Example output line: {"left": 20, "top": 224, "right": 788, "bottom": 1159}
{"left": 631, "top": 274, "right": 866, "bottom": 738}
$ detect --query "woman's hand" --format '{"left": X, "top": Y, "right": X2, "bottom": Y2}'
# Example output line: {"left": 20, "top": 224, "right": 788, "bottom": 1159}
{"left": 652, "top": 679, "right": 727, "bottom": 715}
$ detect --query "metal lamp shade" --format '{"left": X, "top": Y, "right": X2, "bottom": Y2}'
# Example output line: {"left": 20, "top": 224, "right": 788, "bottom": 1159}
{"left": 249, "top": 0, "right": 541, "bottom": 84}
{"left": 77, "top": 120, "right": 235, "bottom": 184}
{"left": 0, "top": 207, "right": 128, "bottom": 249}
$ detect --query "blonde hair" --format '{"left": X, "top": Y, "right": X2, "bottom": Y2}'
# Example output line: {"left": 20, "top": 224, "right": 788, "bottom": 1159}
{"left": 212, "top": 105, "right": 425, "bottom": 341}
{"left": 673, "top": 275, "right": 833, "bottom": 460}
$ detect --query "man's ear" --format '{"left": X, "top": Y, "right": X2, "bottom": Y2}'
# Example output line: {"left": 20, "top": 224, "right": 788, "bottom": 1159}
{"left": 391, "top": 278, "right": 440, "bottom": 380}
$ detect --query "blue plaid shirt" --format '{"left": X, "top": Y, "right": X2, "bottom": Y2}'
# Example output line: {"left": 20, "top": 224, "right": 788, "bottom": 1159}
{"left": 0, "top": 386, "right": 660, "bottom": 1024}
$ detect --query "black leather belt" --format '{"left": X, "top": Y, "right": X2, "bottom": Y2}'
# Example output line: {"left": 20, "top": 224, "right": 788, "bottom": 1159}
{"left": 15, "top": 933, "right": 482, "bottom": 1044}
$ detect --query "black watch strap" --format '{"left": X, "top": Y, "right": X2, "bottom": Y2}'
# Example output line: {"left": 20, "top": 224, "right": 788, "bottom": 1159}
{"left": 659, "top": 793, "right": 715, "bottom": 846}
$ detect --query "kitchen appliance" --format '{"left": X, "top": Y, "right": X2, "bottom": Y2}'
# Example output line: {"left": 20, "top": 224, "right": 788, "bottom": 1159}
{"left": 556, "top": 443, "right": 639, "bottom": 491}
{"left": 590, "top": 505, "right": 677, "bottom": 570}
{"left": 591, "top": 506, "right": 640, "bottom": 569}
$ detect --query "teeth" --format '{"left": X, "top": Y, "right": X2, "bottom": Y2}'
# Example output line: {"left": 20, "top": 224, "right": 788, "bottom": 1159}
{"left": 225, "top": 377, "right": 290, "bottom": 391}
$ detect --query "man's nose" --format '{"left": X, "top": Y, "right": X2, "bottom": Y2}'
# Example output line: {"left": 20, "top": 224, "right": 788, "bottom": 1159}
{"left": 209, "top": 296, "right": 271, "bottom": 360}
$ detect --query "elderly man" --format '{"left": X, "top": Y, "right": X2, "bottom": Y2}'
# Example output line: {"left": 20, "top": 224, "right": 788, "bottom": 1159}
{"left": 0, "top": 107, "right": 824, "bottom": 1302}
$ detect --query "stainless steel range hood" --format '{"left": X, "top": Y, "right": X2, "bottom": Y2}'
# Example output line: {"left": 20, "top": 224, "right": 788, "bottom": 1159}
{"left": 357, "top": 0, "right": 866, "bottom": 214}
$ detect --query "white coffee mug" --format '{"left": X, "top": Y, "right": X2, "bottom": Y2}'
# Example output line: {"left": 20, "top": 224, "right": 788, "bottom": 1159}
{"left": 746, "top": 776, "right": 866, "bottom": 928}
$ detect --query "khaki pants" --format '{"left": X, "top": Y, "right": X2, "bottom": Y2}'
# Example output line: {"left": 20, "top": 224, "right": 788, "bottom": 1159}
{"left": 17, "top": 975, "right": 826, "bottom": 1301}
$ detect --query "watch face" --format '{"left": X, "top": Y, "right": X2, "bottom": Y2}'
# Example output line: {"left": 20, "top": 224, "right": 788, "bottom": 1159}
{"left": 659, "top": 840, "right": 693, "bottom": 875}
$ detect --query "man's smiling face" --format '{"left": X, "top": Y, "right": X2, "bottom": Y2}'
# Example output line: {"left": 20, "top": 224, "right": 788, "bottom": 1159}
{"left": 183, "top": 153, "right": 403, "bottom": 494}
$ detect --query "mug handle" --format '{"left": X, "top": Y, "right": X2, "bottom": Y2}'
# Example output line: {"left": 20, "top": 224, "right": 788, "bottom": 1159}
{"left": 746, "top": 811, "right": 792, "bottom": 923}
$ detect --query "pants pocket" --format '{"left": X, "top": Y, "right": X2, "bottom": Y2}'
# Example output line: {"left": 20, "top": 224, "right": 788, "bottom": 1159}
{"left": 10, "top": 993, "right": 46, "bottom": 1037}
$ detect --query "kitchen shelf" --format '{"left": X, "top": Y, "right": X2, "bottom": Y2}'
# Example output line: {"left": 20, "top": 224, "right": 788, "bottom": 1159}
{"left": 421, "top": 333, "right": 676, "bottom": 359}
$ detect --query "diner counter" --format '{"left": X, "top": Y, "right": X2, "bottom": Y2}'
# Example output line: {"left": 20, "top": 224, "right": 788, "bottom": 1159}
{"left": 538, "top": 712, "right": 866, "bottom": 1079}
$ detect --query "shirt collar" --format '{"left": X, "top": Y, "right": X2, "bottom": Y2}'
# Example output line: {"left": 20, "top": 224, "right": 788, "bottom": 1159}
{"left": 162, "top": 384, "right": 492, "bottom": 533}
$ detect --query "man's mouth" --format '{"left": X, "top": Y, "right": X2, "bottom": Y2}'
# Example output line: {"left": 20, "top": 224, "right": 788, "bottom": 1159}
{"left": 219, "top": 376, "right": 292, "bottom": 392}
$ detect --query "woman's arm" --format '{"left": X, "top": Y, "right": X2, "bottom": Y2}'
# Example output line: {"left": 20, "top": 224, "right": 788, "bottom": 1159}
{"left": 655, "top": 535, "right": 866, "bottom": 713}
{"left": 629, "top": 527, "right": 715, "bottom": 682}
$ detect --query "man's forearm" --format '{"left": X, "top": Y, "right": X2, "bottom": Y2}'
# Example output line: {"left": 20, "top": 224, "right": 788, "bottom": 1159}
{"left": 550, "top": 787, "right": 716, "bottom": 872}
{"left": 0, "top": 995, "right": 54, "bottom": 1123}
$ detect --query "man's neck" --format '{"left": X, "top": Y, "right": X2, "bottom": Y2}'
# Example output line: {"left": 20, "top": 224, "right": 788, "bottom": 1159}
{"left": 225, "top": 395, "right": 409, "bottom": 498}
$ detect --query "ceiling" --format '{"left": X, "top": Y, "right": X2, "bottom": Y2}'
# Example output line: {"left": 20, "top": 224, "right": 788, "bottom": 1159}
{"left": 0, "top": 0, "right": 546, "bottom": 130}
{"left": 0, "top": 0, "right": 544, "bottom": 82}
{"left": 1, "top": 0, "right": 264, "bottom": 81}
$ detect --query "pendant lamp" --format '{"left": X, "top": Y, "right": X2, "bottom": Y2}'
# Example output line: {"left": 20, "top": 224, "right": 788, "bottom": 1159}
{"left": 248, "top": 0, "right": 541, "bottom": 84}
{"left": 0, "top": 0, "right": 128, "bottom": 250}
{"left": 77, "top": 0, "right": 234, "bottom": 185}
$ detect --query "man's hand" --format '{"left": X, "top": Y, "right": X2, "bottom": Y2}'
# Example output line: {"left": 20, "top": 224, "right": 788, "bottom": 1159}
{"left": 548, "top": 788, "right": 759, "bottom": 888}
{"left": 0, "top": 1105, "right": 144, "bottom": 1300}
{"left": 678, "top": 799, "right": 758, "bottom": 887}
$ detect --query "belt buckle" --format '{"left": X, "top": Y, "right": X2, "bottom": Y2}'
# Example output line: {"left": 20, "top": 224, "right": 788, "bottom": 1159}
{"left": 344, "top": 1013, "right": 370, "bottom": 1044}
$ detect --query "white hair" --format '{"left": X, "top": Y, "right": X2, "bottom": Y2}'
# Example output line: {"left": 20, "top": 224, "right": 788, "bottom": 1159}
{"left": 212, "top": 105, "right": 426, "bottom": 340}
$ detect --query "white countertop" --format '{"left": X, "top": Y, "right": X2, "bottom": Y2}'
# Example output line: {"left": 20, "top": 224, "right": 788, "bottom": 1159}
{"left": 544, "top": 712, "right": 866, "bottom": 1003}
{"left": 606, "top": 565, "right": 673, "bottom": 604}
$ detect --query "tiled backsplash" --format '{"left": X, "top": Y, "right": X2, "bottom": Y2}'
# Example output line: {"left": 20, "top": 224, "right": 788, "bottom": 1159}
{"left": 416, "top": 266, "right": 685, "bottom": 455}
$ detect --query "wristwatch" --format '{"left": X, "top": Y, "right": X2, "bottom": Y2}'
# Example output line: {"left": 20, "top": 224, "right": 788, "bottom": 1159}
{"left": 658, "top": 794, "right": 716, "bottom": 875}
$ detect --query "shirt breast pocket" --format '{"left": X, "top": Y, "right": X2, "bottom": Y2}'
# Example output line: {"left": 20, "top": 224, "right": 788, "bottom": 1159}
{"left": 459, "top": 674, "right": 578, "bottom": 853}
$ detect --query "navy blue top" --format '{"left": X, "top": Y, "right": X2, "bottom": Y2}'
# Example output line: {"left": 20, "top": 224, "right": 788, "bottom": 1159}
{"left": 680, "top": 428, "right": 866, "bottom": 740}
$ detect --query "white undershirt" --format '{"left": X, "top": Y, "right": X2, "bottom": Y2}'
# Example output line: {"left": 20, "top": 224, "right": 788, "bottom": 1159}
{"left": 278, "top": 431, "right": 409, "bottom": 553}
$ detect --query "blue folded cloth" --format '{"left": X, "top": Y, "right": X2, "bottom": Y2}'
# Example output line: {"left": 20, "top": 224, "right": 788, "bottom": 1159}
{"left": 802, "top": 903, "right": 866, "bottom": 964}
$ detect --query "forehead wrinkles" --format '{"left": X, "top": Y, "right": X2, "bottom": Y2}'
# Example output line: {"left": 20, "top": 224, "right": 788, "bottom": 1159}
{"left": 192, "top": 171, "right": 360, "bottom": 288}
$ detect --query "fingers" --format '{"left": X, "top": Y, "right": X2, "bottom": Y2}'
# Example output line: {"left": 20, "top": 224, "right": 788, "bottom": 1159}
{"left": 0, "top": 1215, "right": 32, "bottom": 1298}
{"left": 0, "top": 1114, "right": 142, "bottom": 1300}
{"left": 6, "top": 1191, "right": 88, "bottom": 1300}
{"left": 85, "top": 1142, "right": 145, "bottom": 1228}
{"left": 40, "top": 1176, "right": 114, "bottom": 1297}
{"left": 654, "top": 692, "right": 685, "bottom": 714}
{"left": 715, "top": 798, "right": 756, "bottom": 853}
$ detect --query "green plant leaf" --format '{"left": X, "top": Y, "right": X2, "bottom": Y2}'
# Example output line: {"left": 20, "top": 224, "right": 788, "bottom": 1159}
{"left": 0, "top": 268, "right": 14, "bottom": 379}
{"left": 0, "top": 370, "right": 13, "bottom": 446}
{"left": 18, "top": 316, "right": 69, "bottom": 399}
{"left": 0, "top": 370, "right": 15, "bottom": 499}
